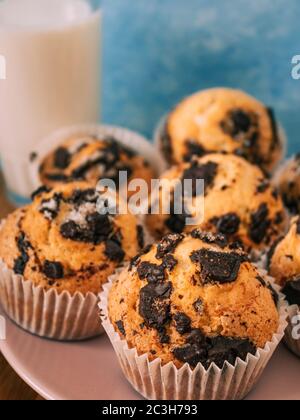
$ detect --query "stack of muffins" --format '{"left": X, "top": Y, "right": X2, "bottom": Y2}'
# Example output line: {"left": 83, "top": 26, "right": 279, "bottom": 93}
{"left": 0, "top": 88, "right": 296, "bottom": 400}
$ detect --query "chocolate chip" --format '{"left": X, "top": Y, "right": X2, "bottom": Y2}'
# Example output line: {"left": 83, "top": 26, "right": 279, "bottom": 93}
{"left": 31, "top": 185, "right": 51, "bottom": 201}
{"left": 116, "top": 320, "right": 126, "bottom": 336}
{"left": 248, "top": 203, "right": 270, "bottom": 244}
{"left": 182, "top": 161, "right": 218, "bottom": 196}
{"left": 174, "top": 312, "right": 192, "bottom": 335}
{"left": 193, "top": 298, "right": 204, "bottom": 314}
{"left": 139, "top": 282, "right": 172, "bottom": 329}
{"left": 274, "top": 212, "right": 284, "bottom": 225}
{"left": 173, "top": 329, "right": 256, "bottom": 369}
{"left": 68, "top": 189, "right": 98, "bottom": 206}
{"left": 136, "top": 225, "right": 145, "bottom": 249}
{"left": 162, "top": 254, "right": 178, "bottom": 272}
{"left": 129, "top": 245, "right": 152, "bottom": 270}
{"left": 105, "top": 240, "right": 125, "bottom": 263}
{"left": 137, "top": 262, "right": 166, "bottom": 283}
{"left": 165, "top": 212, "right": 189, "bottom": 234}
{"left": 184, "top": 140, "right": 207, "bottom": 161}
{"left": 158, "top": 327, "right": 170, "bottom": 344}
{"left": 54, "top": 147, "right": 71, "bottom": 169}
{"left": 13, "top": 233, "right": 32, "bottom": 275}
{"left": 190, "top": 230, "right": 228, "bottom": 248}
{"left": 156, "top": 233, "right": 184, "bottom": 259}
{"left": 282, "top": 277, "right": 300, "bottom": 306}
{"left": 190, "top": 249, "right": 246, "bottom": 284}
{"left": 39, "top": 193, "right": 62, "bottom": 220}
{"left": 212, "top": 213, "right": 241, "bottom": 235}
{"left": 43, "top": 260, "right": 64, "bottom": 279}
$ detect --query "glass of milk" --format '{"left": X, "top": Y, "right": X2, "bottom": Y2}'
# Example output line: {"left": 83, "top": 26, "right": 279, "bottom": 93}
{"left": 0, "top": 0, "right": 102, "bottom": 204}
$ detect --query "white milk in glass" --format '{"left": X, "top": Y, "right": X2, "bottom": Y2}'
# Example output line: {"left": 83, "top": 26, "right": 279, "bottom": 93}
{"left": 0, "top": 0, "right": 101, "bottom": 202}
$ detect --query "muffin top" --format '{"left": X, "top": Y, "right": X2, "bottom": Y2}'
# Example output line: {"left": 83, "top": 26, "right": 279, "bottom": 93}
{"left": 269, "top": 217, "right": 300, "bottom": 306}
{"left": 161, "top": 88, "right": 283, "bottom": 173}
{"left": 0, "top": 182, "right": 144, "bottom": 295}
{"left": 108, "top": 231, "right": 279, "bottom": 369}
{"left": 275, "top": 154, "right": 300, "bottom": 215}
{"left": 146, "top": 154, "right": 287, "bottom": 252}
{"left": 37, "top": 135, "right": 154, "bottom": 193}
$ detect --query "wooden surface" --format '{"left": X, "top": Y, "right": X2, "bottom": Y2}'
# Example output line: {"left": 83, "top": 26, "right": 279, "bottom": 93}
{"left": 0, "top": 176, "right": 40, "bottom": 400}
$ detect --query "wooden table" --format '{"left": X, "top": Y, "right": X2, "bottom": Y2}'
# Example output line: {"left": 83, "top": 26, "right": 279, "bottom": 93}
{"left": 0, "top": 177, "right": 41, "bottom": 400}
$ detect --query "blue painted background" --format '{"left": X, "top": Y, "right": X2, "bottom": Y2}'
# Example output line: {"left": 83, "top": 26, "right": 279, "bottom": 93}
{"left": 102, "top": 0, "right": 299, "bottom": 155}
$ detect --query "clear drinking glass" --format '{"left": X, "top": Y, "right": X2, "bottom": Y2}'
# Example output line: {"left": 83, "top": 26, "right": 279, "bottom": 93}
{"left": 0, "top": 0, "right": 102, "bottom": 204}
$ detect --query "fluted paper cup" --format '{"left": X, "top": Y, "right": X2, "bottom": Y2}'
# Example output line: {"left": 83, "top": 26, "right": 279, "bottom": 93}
{"left": 0, "top": 258, "right": 103, "bottom": 341}
{"left": 99, "top": 269, "right": 288, "bottom": 401}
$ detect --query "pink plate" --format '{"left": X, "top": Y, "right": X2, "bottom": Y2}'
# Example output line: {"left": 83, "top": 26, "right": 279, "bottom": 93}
{"left": 0, "top": 304, "right": 299, "bottom": 400}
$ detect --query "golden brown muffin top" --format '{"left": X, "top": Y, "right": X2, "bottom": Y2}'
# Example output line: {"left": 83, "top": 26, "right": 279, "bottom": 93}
{"left": 0, "top": 182, "right": 144, "bottom": 295}
{"left": 269, "top": 216, "right": 300, "bottom": 306}
{"left": 38, "top": 135, "right": 154, "bottom": 193}
{"left": 275, "top": 154, "right": 300, "bottom": 215}
{"left": 161, "top": 88, "right": 283, "bottom": 173}
{"left": 108, "top": 231, "right": 279, "bottom": 369}
{"left": 146, "top": 154, "right": 287, "bottom": 252}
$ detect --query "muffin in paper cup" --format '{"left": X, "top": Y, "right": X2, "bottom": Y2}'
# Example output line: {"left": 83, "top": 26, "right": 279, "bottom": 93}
{"left": 29, "top": 124, "right": 166, "bottom": 194}
{"left": 268, "top": 216, "right": 300, "bottom": 358}
{"left": 99, "top": 232, "right": 288, "bottom": 400}
{"left": 154, "top": 88, "right": 287, "bottom": 175}
{"left": 0, "top": 181, "right": 147, "bottom": 341}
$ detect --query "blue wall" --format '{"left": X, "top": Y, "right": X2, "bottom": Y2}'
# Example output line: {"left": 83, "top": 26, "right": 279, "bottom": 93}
{"left": 102, "top": 0, "right": 299, "bottom": 155}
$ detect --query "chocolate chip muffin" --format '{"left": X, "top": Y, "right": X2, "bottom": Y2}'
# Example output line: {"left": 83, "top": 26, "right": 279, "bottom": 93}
{"left": 269, "top": 217, "right": 300, "bottom": 306}
{"left": 160, "top": 88, "right": 283, "bottom": 174}
{"left": 275, "top": 154, "right": 300, "bottom": 215}
{"left": 108, "top": 231, "right": 279, "bottom": 369}
{"left": 0, "top": 182, "right": 144, "bottom": 295}
{"left": 146, "top": 154, "right": 287, "bottom": 253}
{"left": 38, "top": 135, "right": 154, "bottom": 196}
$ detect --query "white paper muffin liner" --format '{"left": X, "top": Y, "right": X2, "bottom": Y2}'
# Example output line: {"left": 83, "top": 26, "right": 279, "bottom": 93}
{"left": 99, "top": 268, "right": 288, "bottom": 401}
{"left": 154, "top": 115, "right": 287, "bottom": 173}
{"left": 284, "top": 305, "right": 300, "bottom": 358}
{"left": 29, "top": 124, "right": 166, "bottom": 192}
{"left": 0, "top": 258, "right": 103, "bottom": 341}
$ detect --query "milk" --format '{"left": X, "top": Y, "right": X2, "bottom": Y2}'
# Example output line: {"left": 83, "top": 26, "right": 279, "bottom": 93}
{"left": 0, "top": 0, "right": 101, "bottom": 201}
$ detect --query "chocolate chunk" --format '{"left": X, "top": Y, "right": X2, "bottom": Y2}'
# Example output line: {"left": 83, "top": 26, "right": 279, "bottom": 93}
{"left": 184, "top": 140, "right": 207, "bottom": 161}
{"left": 282, "top": 277, "right": 300, "bottom": 306}
{"left": 165, "top": 212, "right": 189, "bottom": 234}
{"left": 193, "top": 298, "right": 204, "bottom": 314}
{"left": 182, "top": 161, "right": 218, "bottom": 196}
{"left": 191, "top": 230, "right": 228, "bottom": 248}
{"left": 137, "top": 262, "right": 166, "bottom": 283}
{"left": 274, "top": 212, "right": 283, "bottom": 225}
{"left": 39, "top": 193, "right": 62, "bottom": 220}
{"left": 54, "top": 147, "right": 71, "bottom": 169}
{"left": 173, "top": 329, "right": 256, "bottom": 369}
{"left": 206, "top": 336, "right": 256, "bottom": 369}
{"left": 248, "top": 203, "right": 270, "bottom": 244}
{"left": 190, "top": 249, "right": 246, "bottom": 284}
{"left": 116, "top": 320, "right": 126, "bottom": 336}
{"left": 162, "top": 254, "right": 178, "bottom": 272}
{"left": 60, "top": 213, "right": 112, "bottom": 245}
{"left": 213, "top": 213, "right": 241, "bottom": 235}
{"left": 68, "top": 189, "right": 98, "bottom": 206}
{"left": 139, "top": 282, "right": 172, "bottom": 329}
{"left": 129, "top": 245, "right": 152, "bottom": 270}
{"left": 43, "top": 260, "right": 64, "bottom": 279}
{"left": 282, "top": 192, "right": 299, "bottom": 215}
{"left": 158, "top": 327, "right": 170, "bottom": 344}
{"left": 31, "top": 185, "right": 51, "bottom": 201}
{"left": 13, "top": 233, "right": 32, "bottom": 275}
{"left": 105, "top": 240, "right": 125, "bottom": 263}
{"left": 136, "top": 225, "right": 145, "bottom": 249}
{"left": 174, "top": 312, "right": 192, "bottom": 335}
{"left": 156, "top": 233, "right": 184, "bottom": 259}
